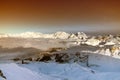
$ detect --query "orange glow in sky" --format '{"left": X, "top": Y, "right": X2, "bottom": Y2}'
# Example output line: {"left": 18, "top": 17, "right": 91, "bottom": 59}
{"left": 0, "top": 0, "right": 120, "bottom": 33}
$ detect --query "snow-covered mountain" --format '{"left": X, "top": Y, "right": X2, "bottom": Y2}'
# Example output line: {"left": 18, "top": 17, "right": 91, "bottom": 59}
{"left": 0, "top": 31, "right": 87, "bottom": 39}
{"left": 0, "top": 32, "right": 120, "bottom": 80}
{"left": 0, "top": 31, "right": 120, "bottom": 51}
{"left": 1, "top": 31, "right": 120, "bottom": 46}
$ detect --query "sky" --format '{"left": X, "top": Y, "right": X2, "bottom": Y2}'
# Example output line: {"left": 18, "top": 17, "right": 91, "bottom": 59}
{"left": 0, "top": 0, "right": 120, "bottom": 34}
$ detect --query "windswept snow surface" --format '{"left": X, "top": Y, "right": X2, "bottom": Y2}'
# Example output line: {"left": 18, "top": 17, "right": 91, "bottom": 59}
{"left": 0, "top": 63, "right": 60, "bottom": 80}
{"left": 20, "top": 62, "right": 120, "bottom": 80}
{"left": 0, "top": 62, "right": 120, "bottom": 80}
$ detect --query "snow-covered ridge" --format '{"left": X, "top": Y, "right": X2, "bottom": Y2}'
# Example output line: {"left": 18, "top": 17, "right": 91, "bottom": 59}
{"left": 0, "top": 31, "right": 87, "bottom": 39}
{"left": 0, "top": 31, "right": 120, "bottom": 46}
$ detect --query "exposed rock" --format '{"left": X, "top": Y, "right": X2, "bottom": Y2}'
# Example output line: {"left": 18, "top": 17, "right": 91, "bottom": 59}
{"left": 22, "top": 60, "right": 29, "bottom": 64}
{"left": 0, "top": 70, "right": 6, "bottom": 79}
{"left": 109, "top": 45, "right": 120, "bottom": 56}
{"left": 24, "top": 57, "right": 33, "bottom": 61}
{"left": 68, "top": 34, "right": 78, "bottom": 39}
{"left": 13, "top": 58, "right": 20, "bottom": 61}
{"left": 40, "top": 56, "right": 51, "bottom": 62}
{"left": 76, "top": 32, "right": 88, "bottom": 40}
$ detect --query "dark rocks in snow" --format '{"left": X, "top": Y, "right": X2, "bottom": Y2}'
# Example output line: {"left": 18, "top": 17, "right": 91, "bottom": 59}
{"left": 0, "top": 70, "right": 6, "bottom": 79}
{"left": 22, "top": 60, "right": 29, "bottom": 64}
{"left": 24, "top": 57, "right": 33, "bottom": 61}
{"left": 12, "top": 51, "right": 89, "bottom": 65}
{"left": 91, "top": 70, "right": 95, "bottom": 74}
{"left": 13, "top": 58, "right": 20, "bottom": 61}
{"left": 39, "top": 54, "right": 52, "bottom": 62}
{"left": 55, "top": 53, "right": 69, "bottom": 63}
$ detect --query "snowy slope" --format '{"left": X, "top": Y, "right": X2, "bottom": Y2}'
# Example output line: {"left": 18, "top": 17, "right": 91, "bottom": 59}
{"left": 0, "top": 63, "right": 61, "bottom": 80}
{"left": 1, "top": 61, "right": 120, "bottom": 80}
{"left": 20, "top": 62, "right": 120, "bottom": 80}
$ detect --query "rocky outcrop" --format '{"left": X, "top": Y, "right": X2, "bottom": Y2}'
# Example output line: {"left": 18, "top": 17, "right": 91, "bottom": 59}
{"left": 76, "top": 32, "right": 88, "bottom": 40}
{"left": 12, "top": 50, "right": 89, "bottom": 65}
{"left": 68, "top": 34, "right": 78, "bottom": 39}
{"left": 0, "top": 70, "right": 6, "bottom": 80}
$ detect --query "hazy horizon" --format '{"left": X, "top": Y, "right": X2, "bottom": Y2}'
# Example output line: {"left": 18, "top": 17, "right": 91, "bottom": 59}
{"left": 0, "top": 0, "right": 120, "bottom": 34}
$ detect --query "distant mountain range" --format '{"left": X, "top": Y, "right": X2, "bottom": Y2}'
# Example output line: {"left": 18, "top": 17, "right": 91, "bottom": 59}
{"left": 0, "top": 31, "right": 87, "bottom": 39}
